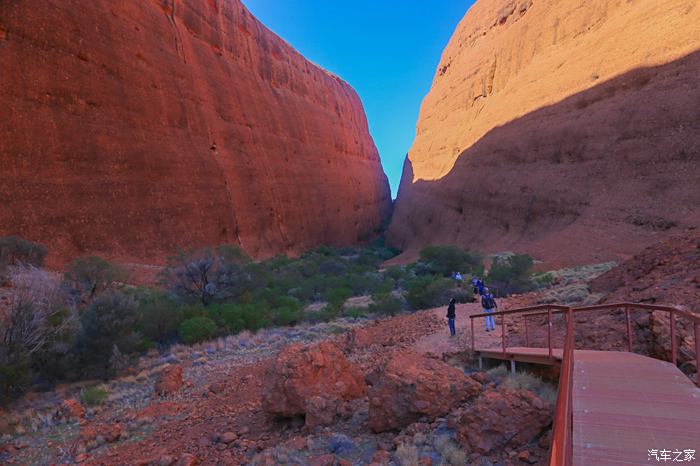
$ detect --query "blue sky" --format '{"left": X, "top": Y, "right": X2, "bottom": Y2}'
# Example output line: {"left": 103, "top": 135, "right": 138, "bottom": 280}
{"left": 242, "top": 1, "right": 475, "bottom": 198}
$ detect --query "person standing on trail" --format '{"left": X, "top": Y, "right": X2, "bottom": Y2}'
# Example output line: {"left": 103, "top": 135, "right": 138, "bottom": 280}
{"left": 454, "top": 271, "right": 463, "bottom": 287}
{"left": 471, "top": 277, "right": 480, "bottom": 300}
{"left": 477, "top": 279, "right": 486, "bottom": 297}
{"left": 482, "top": 288, "right": 497, "bottom": 332}
{"left": 446, "top": 298, "right": 457, "bottom": 337}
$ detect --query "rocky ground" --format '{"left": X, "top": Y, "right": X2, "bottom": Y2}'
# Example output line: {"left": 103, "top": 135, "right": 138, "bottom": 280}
{"left": 0, "top": 300, "right": 555, "bottom": 466}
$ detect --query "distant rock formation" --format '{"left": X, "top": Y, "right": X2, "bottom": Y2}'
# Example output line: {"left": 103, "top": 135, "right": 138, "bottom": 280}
{"left": 0, "top": 0, "right": 391, "bottom": 265}
{"left": 388, "top": 0, "right": 700, "bottom": 267}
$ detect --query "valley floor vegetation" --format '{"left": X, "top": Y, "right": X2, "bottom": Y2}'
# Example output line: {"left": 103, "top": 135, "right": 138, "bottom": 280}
{"left": 0, "top": 237, "right": 543, "bottom": 403}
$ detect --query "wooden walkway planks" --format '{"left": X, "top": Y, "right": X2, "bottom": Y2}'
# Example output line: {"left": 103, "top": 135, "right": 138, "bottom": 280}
{"left": 474, "top": 348, "right": 700, "bottom": 466}
{"left": 572, "top": 351, "right": 700, "bottom": 466}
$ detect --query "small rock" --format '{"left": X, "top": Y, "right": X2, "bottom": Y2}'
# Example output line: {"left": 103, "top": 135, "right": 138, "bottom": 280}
{"left": 518, "top": 451, "right": 530, "bottom": 462}
{"left": 154, "top": 365, "right": 183, "bottom": 396}
{"left": 309, "top": 454, "right": 335, "bottom": 466}
{"left": 176, "top": 453, "right": 197, "bottom": 466}
{"left": 221, "top": 432, "right": 238, "bottom": 444}
{"left": 158, "top": 455, "right": 175, "bottom": 466}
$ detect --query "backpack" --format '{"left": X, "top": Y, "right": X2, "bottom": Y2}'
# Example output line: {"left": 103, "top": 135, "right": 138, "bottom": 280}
{"left": 482, "top": 294, "right": 496, "bottom": 309}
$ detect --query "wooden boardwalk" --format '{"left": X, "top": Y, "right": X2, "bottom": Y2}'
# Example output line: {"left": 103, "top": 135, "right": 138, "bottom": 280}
{"left": 475, "top": 348, "right": 700, "bottom": 466}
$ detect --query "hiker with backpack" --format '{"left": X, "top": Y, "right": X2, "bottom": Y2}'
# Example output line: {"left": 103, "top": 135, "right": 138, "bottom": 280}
{"left": 481, "top": 288, "right": 497, "bottom": 332}
{"left": 446, "top": 298, "right": 457, "bottom": 337}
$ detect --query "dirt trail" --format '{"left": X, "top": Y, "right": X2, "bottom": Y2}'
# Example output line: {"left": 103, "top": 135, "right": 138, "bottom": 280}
{"left": 412, "top": 302, "right": 504, "bottom": 358}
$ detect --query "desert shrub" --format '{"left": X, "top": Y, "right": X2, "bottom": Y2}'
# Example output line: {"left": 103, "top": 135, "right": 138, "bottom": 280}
{"left": 270, "top": 296, "right": 302, "bottom": 326}
{"left": 395, "top": 442, "right": 420, "bottom": 466}
{"left": 504, "top": 371, "right": 558, "bottom": 405}
{"left": 134, "top": 288, "right": 183, "bottom": 344}
{"left": 0, "top": 266, "right": 77, "bottom": 393}
{"left": 405, "top": 276, "right": 454, "bottom": 310}
{"left": 433, "top": 436, "right": 468, "bottom": 465}
{"left": 443, "top": 286, "right": 474, "bottom": 304}
{"left": 386, "top": 266, "right": 407, "bottom": 281}
{"left": 63, "top": 256, "right": 127, "bottom": 304}
{"left": 206, "top": 303, "right": 269, "bottom": 334}
{"left": 368, "top": 293, "right": 403, "bottom": 316}
{"left": 486, "top": 364, "right": 509, "bottom": 379}
{"left": 80, "top": 386, "right": 109, "bottom": 406}
{"left": 178, "top": 317, "right": 218, "bottom": 344}
{"left": 418, "top": 245, "right": 483, "bottom": 277}
{"left": 160, "top": 245, "right": 252, "bottom": 306}
{"left": 0, "top": 360, "right": 31, "bottom": 402}
{"left": 77, "top": 291, "right": 140, "bottom": 376}
{"left": 344, "top": 308, "right": 369, "bottom": 319}
{"left": 325, "top": 287, "right": 352, "bottom": 310}
{"left": 532, "top": 271, "right": 554, "bottom": 288}
{"left": 0, "top": 236, "right": 47, "bottom": 268}
{"left": 487, "top": 254, "right": 536, "bottom": 294}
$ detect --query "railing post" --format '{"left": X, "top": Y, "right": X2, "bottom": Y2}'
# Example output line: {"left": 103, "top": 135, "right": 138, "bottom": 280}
{"left": 471, "top": 318, "right": 475, "bottom": 352}
{"left": 625, "top": 307, "right": 633, "bottom": 353}
{"left": 502, "top": 313, "right": 507, "bottom": 355}
{"left": 547, "top": 308, "right": 553, "bottom": 359}
{"left": 524, "top": 316, "right": 530, "bottom": 347}
{"left": 695, "top": 322, "right": 700, "bottom": 388}
{"left": 670, "top": 310, "right": 677, "bottom": 367}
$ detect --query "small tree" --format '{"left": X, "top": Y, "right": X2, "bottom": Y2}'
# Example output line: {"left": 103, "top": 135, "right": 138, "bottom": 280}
{"left": 0, "top": 266, "right": 76, "bottom": 398}
{"left": 487, "top": 254, "right": 536, "bottom": 294}
{"left": 77, "top": 291, "right": 139, "bottom": 376}
{"left": 0, "top": 236, "right": 48, "bottom": 268}
{"left": 160, "top": 246, "right": 251, "bottom": 306}
{"left": 418, "top": 245, "right": 483, "bottom": 277}
{"left": 63, "top": 256, "right": 127, "bottom": 305}
{"left": 134, "top": 288, "right": 183, "bottom": 344}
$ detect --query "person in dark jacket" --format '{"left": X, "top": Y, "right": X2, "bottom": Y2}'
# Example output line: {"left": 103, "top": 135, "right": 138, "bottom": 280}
{"left": 481, "top": 288, "right": 497, "bottom": 332}
{"left": 446, "top": 298, "right": 457, "bottom": 337}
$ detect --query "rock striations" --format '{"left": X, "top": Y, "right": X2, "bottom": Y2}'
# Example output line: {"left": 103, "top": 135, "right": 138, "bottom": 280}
{"left": 388, "top": 0, "right": 700, "bottom": 267}
{"left": 0, "top": 0, "right": 391, "bottom": 265}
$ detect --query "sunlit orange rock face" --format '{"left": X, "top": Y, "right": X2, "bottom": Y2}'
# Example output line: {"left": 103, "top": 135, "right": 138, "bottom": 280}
{"left": 0, "top": 0, "right": 391, "bottom": 265}
{"left": 388, "top": 0, "right": 700, "bottom": 267}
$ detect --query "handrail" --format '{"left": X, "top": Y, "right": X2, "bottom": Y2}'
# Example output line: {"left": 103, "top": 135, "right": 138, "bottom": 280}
{"left": 549, "top": 308, "right": 574, "bottom": 466}
{"left": 469, "top": 301, "right": 699, "bottom": 466}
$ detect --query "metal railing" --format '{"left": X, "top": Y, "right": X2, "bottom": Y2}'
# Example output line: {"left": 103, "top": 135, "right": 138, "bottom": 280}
{"left": 469, "top": 304, "right": 570, "bottom": 358}
{"left": 469, "top": 302, "right": 700, "bottom": 466}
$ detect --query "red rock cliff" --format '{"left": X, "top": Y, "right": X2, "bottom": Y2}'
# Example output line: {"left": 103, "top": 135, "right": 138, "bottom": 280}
{"left": 388, "top": 0, "right": 700, "bottom": 267}
{"left": 0, "top": 0, "right": 391, "bottom": 265}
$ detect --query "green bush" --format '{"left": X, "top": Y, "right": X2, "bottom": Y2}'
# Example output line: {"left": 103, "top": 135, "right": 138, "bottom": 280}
{"left": 77, "top": 291, "right": 140, "bottom": 376}
{"left": 270, "top": 296, "right": 302, "bottom": 326}
{"left": 206, "top": 303, "right": 270, "bottom": 334}
{"left": 0, "top": 360, "right": 31, "bottom": 403}
{"left": 63, "top": 256, "right": 127, "bottom": 304}
{"left": 160, "top": 246, "right": 252, "bottom": 306}
{"left": 0, "top": 236, "right": 47, "bottom": 268}
{"left": 325, "top": 287, "right": 352, "bottom": 309}
{"left": 444, "top": 286, "right": 474, "bottom": 304}
{"left": 344, "top": 307, "right": 369, "bottom": 319}
{"left": 487, "top": 254, "right": 536, "bottom": 294}
{"left": 418, "top": 245, "right": 483, "bottom": 277}
{"left": 369, "top": 293, "right": 403, "bottom": 316}
{"left": 178, "top": 317, "right": 218, "bottom": 344}
{"left": 134, "top": 288, "right": 183, "bottom": 344}
{"left": 80, "top": 386, "right": 109, "bottom": 406}
{"left": 405, "top": 276, "right": 454, "bottom": 310}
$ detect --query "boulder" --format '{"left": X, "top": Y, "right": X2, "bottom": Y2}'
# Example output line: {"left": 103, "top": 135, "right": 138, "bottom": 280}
{"left": 262, "top": 342, "right": 366, "bottom": 426}
{"left": 60, "top": 398, "right": 85, "bottom": 421}
{"left": 154, "top": 365, "right": 183, "bottom": 397}
{"left": 453, "top": 388, "right": 552, "bottom": 455}
{"left": 368, "top": 352, "right": 481, "bottom": 432}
